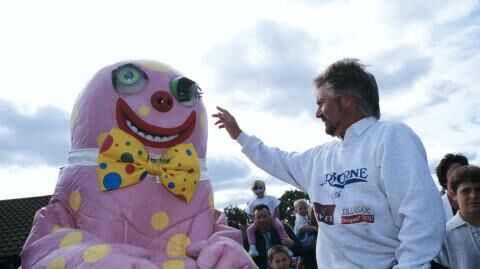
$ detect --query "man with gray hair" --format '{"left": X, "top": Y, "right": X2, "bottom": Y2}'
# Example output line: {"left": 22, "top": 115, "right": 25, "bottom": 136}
{"left": 213, "top": 58, "right": 445, "bottom": 268}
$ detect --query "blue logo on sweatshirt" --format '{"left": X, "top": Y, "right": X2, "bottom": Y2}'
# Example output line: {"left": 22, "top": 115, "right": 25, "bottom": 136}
{"left": 323, "top": 168, "right": 368, "bottom": 189}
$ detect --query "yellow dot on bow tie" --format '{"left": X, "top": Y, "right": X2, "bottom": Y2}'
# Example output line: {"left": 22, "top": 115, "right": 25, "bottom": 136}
{"left": 69, "top": 191, "right": 81, "bottom": 212}
{"left": 151, "top": 211, "right": 169, "bottom": 231}
{"left": 59, "top": 231, "right": 83, "bottom": 248}
{"left": 162, "top": 260, "right": 185, "bottom": 269}
{"left": 167, "top": 234, "right": 191, "bottom": 258}
{"left": 83, "top": 244, "right": 111, "bottom": 263}
{"left": 46, "top": 256, "right": 65, "bottom": 269}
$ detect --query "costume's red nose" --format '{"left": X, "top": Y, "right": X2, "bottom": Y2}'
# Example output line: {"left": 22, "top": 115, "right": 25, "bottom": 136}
{"left": 151, "top": 91, "right": 173, "bottom": 112}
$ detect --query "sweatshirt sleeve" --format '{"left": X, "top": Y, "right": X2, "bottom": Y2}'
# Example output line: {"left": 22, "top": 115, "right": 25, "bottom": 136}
{"left": 377, "top": 123, "right": 445, "bottom": 269}
{"left": 434, "top": 240, "right": 450, "bottom": 269}
{"left": 237, "top": 132, "right": 313, "bottom": 191}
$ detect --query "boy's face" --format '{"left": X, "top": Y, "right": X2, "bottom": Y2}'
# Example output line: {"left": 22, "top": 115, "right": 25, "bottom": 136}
{"left": 295, "top": 203, "right": 308, "bottom": 217}
{"left": 269, "top": 252, "right": 291, "bottom": 269}
{"left": 450, "top": 181, "right": 480, "bottom": 217}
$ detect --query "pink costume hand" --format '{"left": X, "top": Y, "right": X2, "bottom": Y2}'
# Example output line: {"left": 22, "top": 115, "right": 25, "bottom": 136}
{"left": 187, "top": 235, "right": 257, "bottom": 269}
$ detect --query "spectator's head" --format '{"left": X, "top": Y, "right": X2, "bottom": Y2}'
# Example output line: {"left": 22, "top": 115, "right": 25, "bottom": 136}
{"left": 268, "top": 245, "right": 292, "bottom": 269}
{"left": 294, "top": 199, "right": 309, "bottom": 217}
{"left": 436, "top": 153, "right": 469, "bottom": 192}
{"left": 251, "top": 179, "right": 266, "bottom": 197}
{"left": 448, "top": 165, "right": 480, "bottom": 221}
{"left": 253, "top": 204, "right": 272, "bottom": 231}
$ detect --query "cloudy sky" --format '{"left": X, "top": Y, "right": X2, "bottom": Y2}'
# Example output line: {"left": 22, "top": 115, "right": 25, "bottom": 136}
{"left": 1, "top": 0, "right": 479, "bottom": 210}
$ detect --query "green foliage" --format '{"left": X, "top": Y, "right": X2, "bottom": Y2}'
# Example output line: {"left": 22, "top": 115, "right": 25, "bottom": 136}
{"left": 223, "top": 204, "right": 248, "bottom": 228}
{"left": 223, "top": 189, "right": 310, "bottom": 228}
{"left": 279, "top": 189, "right": 310, "bottom": 225}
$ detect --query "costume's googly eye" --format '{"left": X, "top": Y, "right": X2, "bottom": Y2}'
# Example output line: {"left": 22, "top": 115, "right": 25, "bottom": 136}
{"left": 112, "top": 64, "right": 148, "bottom": 94}
{"left": 170, "top": 77, "right": 202, "bottom": 107}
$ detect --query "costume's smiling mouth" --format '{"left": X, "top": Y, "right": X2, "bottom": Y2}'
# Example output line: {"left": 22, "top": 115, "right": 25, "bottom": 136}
{"left": 116, "top": 98, "right": 196, "bottom": 148}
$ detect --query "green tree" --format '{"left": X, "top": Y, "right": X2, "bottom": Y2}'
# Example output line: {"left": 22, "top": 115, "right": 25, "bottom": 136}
{"left": 223, "top": 189, "right": 310, "bottom": 228}
{"left": 223, "top": 204, "right": 248, "bottom": 228}
{"left": 279, "top": 189, "right": 310, "bottom": 225}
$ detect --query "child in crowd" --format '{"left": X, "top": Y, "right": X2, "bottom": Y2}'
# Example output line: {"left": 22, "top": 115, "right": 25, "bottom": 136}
{"left": 435, "top": 153, "right": 469, "bottom": 221}
{"left": 268, "top": 245, "right": 294, "bottom": 269}
{"left": 246, "top": 179, "right": 289, "bottom": 257}
{"left": 435, "top": 165, "right": 480, "bottom": 269}
{"left": 293, "top": 199, "right": 317, "bottom": 247}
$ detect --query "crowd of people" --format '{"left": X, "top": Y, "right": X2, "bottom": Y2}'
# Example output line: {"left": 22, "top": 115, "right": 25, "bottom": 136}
{"left": 242, "top": 180, "right": 317, "bottom": 269}
{"left": 214, "top": 58, "right": 479, "bottom": 269}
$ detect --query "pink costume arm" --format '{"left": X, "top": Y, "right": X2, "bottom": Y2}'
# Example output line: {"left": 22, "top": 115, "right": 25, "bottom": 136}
{"left": 21, "top": 200, "right": 158, "bottom": 269}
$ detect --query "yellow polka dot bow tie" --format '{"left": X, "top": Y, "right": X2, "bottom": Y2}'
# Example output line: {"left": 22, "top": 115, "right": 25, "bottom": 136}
{"left": 97, "top": 128, "right": 200, "bottom": 202}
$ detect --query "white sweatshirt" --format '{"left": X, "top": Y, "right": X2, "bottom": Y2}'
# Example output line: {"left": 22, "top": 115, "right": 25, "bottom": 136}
{"left": 237, "top": 117, "right": 445, "bottom": 269}
{"left": 441, "top": 194, "right": 454, "bottom": 221}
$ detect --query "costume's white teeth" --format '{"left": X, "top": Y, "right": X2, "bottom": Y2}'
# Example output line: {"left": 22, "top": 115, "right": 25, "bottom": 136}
{"left": 125, "top": 119, "right": 180, "bottom": 142}
{"left": 127, "top": 120, "right": 138, "bottom": 132}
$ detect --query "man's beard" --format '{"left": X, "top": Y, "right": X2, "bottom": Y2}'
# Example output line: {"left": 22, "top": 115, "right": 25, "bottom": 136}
{"left": 324, "top": 98, "right": 343, "bottom": 136}
{"left": 324, "top": 118, "right": 340, "bottom": 136}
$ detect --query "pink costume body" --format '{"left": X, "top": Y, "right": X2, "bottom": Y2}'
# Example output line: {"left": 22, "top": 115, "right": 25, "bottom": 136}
{"left": 21, "top": 60, "right": 256, "bottom": 269}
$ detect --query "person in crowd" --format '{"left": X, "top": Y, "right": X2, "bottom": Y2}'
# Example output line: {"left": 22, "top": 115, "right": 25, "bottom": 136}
{"left": 268, "top": 245, "right": 294, "bottom": 269}
{"left": 435, "top": 165, "right": 480, "bottom": 268}
{"left": 246, "top": 179, "right": 289, "bottom": 257}
{"left": 293, "top": 199, "right": 317, "bottom": 246}
{"left": 293, "top": 199, "right": 317, "bottom": 269}
{"left": 213, "top": 58, "right": 445, "bottom": 268}
{"left": 435, "top": 153, "right": 469, "bottom": 220}
{"left": 245, "top": 204, "right": 301, "bottom": 269}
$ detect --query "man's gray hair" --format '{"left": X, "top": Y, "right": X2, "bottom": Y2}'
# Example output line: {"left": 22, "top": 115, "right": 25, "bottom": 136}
{"left": 314, "top": 58, "right": 380, "bottom": 119}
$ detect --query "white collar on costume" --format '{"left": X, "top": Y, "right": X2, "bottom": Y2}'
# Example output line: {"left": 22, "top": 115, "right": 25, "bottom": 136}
{"left": 67, "top": 148, "right": 209, "bottom": 181}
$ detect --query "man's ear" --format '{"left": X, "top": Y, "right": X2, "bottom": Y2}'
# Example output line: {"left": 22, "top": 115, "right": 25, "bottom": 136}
{"left": 340, "top": 94, "right": 356, "bottom": 110}
{"left": 448, "top": 189, "right": 457, "bottom": 201}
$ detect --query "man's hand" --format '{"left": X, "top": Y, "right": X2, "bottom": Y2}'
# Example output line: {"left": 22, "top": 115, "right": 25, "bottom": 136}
{"left": 212, "top": 106, "right": 242, "bottom": 139}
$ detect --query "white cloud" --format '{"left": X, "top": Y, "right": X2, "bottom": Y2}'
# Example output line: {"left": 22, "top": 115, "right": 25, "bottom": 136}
{"left": 0, "top": 165, "right": 60, "bottom": 200}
